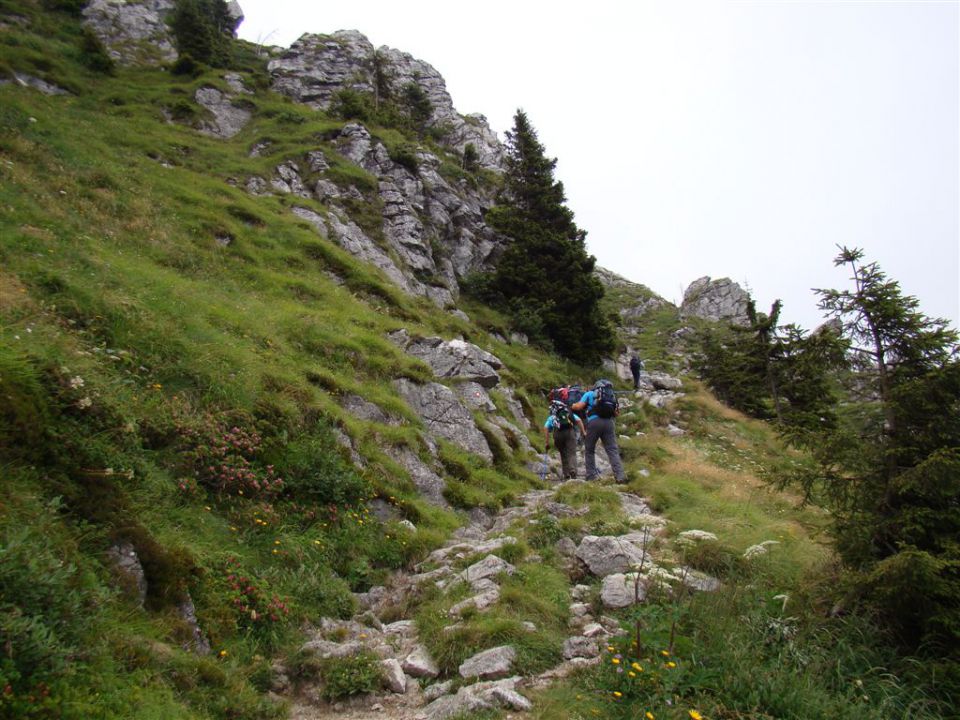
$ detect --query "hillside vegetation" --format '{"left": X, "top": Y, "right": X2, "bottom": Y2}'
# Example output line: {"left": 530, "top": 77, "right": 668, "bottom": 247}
{"left": 0, "top": 3, "right": 953, "bottom": 719}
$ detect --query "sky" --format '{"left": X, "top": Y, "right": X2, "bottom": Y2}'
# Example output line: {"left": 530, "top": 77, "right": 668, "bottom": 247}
{"left": 237, "top": 0, "right": 960, "bottom": 332}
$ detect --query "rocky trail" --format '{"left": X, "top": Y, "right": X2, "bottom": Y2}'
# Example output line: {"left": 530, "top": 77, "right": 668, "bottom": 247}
{"left": 276, "top": 477, "right": 721, "bottom": 720}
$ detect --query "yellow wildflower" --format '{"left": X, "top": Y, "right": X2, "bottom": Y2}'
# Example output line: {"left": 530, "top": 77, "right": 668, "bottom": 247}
{"left": 613, "top": 691, "right": 622, "bottom": 698}
{"left": 632, "top": 662, "right": 643, "bottom": 671}
{"left": 689, "top": 712, "right": 703, "bottom": 720}
{"left": 218, "top": 649, "right": 228, "bottom": 658}
{"left": 660, "top": 650, "right": 670, "bottom": 657}
{"left": 667, "top": 661, "right": 677, "bottom": 668}
{"left": 628, "top": 671, "right": 636, "bottom": 678}
{"left": 274, "top": 539, "right": 281, "bottom": 545}
{"left": 646, "top": 713, "right": 655, "bottom": 720}
{"left": 611, "top": 657, "right": 620, "bottom": 664}
{"left": 607, "top": 645, "right": 615, "bottom": 652}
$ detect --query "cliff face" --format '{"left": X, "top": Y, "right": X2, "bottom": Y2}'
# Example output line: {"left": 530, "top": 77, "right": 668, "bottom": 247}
{"left": 268, "top": 30, "right": 504, "bottom": 171}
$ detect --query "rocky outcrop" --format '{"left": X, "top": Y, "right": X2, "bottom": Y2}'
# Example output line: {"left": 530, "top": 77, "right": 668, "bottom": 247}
{"left": 82, "top": 0, "right": 243, "bottom": 65}
{"left": 259, "top": 119, "right": 504, "bottom": 306}
{"left": 267, "top": 30, "right": 503, "bottom": 169}
{"left": 393, "top": 378, "right": 493, "bottom": 462}
{"left": 681, "top": 276, "right": 751, "bottom": 326}
{"left": 82, "top": 0, "right": 177, "bottom": 64}
{"left": 389, "top": 332, "right": 503, "bottom": 388}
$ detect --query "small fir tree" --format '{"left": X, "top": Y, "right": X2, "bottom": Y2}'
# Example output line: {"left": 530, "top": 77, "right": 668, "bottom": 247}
{"left": 790, "top": 247, "right": 960, "bottom": 652}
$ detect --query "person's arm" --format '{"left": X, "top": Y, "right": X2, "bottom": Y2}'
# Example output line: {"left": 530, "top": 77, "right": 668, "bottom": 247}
{"left": 571, "top": 391, "right": 592, "bottom": 415}
{"left": 575, "top": 415, "right": 586, "bottom": 435}
{"left": 543, "top": 418, "right": 552, "bottom": 451}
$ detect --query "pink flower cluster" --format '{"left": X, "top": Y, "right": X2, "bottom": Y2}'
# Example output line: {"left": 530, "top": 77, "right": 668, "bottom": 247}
{"left": 223, "top": 557, "right": 290, "bottom": 626}
{"left": 186, "top": 424, "right": 283, "bottom": 498}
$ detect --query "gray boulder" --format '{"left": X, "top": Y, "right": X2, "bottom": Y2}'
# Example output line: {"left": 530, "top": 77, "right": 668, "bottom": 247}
{"left": 458, "top": 645, "right": 516, "bottom": 679}
{"left": 462, "top": 555, "right": 515, "bottom": 586}
{"left": 402, "top": 645, "right": 439, "bottom": 679}
{"left": 380, "top": 658, "right": 406, "bottom": 693}
{"left": 681, "top": 276, "right": 751, "bottom": 326}
{"left": 385, "top": 447, "right": 449, "bottom": 508}
{"left": 576, "top": 534, "right": 651, "bottom": 577}
{"left": 600, "top": 573, "right": 645, "bottom": 608}
{"left": 195, "top": 86, "right": 251, "bottom": 139}
{"left": 563, "top": 636, "right": 600, "bottom": 660}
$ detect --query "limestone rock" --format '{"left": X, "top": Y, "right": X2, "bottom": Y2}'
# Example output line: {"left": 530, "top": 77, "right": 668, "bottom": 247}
{"left": 563, "top": 636, "right": 599, "bottom": 660}
{"left": 195, "top": 86, "right": 251, "bottom": 139}
{"left": 462, "top": 555, "right": 515, "bottom": 586}
{"left": 392, "top": 335, "right": 503, "bottom": 388}
{"left": 82, "top": 0, "right": 177, "bottom": 64}
{"left": 380, "top": 658, "right": 406, "bottom": 693}
{"left": 681, "top": 276, "right": 751, "bottom": 326}
{"left": 386, "top": 446, "right": 449, "bottom": 508}
{"left": 423, "top": 680, "right": 454, "bottom": 701}
{"left": 267, "top": 30, "right": 503, "bottom": 170}
{"left": 458, "top": 645, "right": 516, "bottom": 680}
{"left": 455, "top": 381, "right": 496, "bottom": 411}
{"left": 300, "top": 639, "right": 364, "bottom": 659}
{"left": 422, "top": 688, "right": 493, "bottom": 720}
{"left": 393, "top": 378, "right": 493, "bottom": 462}
{"left": 681, "top": 568, "right": 721, "bottom": 593}
{"left": 576, "top": 534, "right": 651, "bottom": 577}
{"left": 106, "top": 541, "right": 147, "bottom": 606}
{"left": 177, "top": 594, "right": 211, "bottom": 655}
{"left": 600, "top": 573, "right": 646, "bottom": 608}
{"left": 340, "top": 394, "right": 399, "bottom": 425}
{"left": 402, "top": 645, "right": 439, "bottom": 679}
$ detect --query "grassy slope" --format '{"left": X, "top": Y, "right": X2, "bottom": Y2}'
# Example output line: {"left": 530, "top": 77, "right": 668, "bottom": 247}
{"left": 0, "top": 5, "right": 946, "bottom": 720}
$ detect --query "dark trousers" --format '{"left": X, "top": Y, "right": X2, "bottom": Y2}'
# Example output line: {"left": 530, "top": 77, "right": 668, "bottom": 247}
{"left": 553, "top": 426, "right": 579, "bottom": 479}
{"left": 584, "top": 417, "right": 625, "bottom": 481}
{"left": 631, "top": 366, "right": 640, "bottom": 388}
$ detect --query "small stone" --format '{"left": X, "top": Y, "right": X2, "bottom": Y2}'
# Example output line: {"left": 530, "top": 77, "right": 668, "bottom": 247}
{"left": 563, "top": 636, "right": 599, "bottom": 660}
{"left": 491, "top": 686, "right": 533, "bottom": 711}
{"left": 423, "top": 679, "right": 453, "bottom": 701}
{"left": 381, "top": 658, "right": 406, "bottom": 693}
{"left": 402, "top": 645, "right": 439, "bottom": 679}
{"left": 582, "top": 623, "right": 607, "bottom": 638}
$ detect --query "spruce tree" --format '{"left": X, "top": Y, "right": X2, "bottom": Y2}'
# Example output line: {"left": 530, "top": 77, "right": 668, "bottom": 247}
{"left": 792, "top": 247, "right": 960, "bottom": 651}
{"left": 473, "top": 110, "right": 614, "bottom": 365}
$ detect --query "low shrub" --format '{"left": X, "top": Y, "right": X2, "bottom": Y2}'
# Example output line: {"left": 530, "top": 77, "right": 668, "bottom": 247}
{"left": 317, "top": 652, "right": 381, "bottom": 699}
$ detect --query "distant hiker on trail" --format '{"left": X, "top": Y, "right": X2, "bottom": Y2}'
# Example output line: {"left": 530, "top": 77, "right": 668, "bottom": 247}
{"left": 629, "top": 354, "right": 644, "bottom": 389}
{"left": 571, "top": 379, "right": 626, "bottom": 483}
{"left": 543, "top": 400, "right": 586, "bottom": 480}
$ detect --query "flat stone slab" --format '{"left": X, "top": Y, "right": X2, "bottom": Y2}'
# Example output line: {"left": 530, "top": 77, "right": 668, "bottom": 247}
{"left": 462, "top": 555, "right": 515, "bottom": 585}
{"left": 459, "top": 645, "right": 516, "bottom": 679}
{"left": 576, "top": 534, "right": 651, "bottom": 577}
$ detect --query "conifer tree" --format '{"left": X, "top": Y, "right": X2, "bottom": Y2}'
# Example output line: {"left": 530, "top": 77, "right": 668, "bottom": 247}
{"left": 792, "top": 247, "right": 960, "bottom": 651}
{"left": 471, "top": 110, "right": 614, "bottom": 365}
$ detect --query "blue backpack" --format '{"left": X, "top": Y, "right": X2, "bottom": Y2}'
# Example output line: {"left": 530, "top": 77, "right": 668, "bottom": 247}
{"left": 593, "top": 380, "right": 618, "bottom": 419}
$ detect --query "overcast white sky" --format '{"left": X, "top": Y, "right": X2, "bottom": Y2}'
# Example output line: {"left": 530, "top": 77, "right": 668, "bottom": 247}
{"left": 238, "top": 0, "right": 959, "bottom": 332}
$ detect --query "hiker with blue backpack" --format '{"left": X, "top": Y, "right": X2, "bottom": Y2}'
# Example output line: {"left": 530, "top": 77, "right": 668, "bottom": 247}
{"left": 571, "top": 379, "right": 627, "bottom": 483}
{"left": 543, "top": 399, "right": 586, "bottom": 480}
